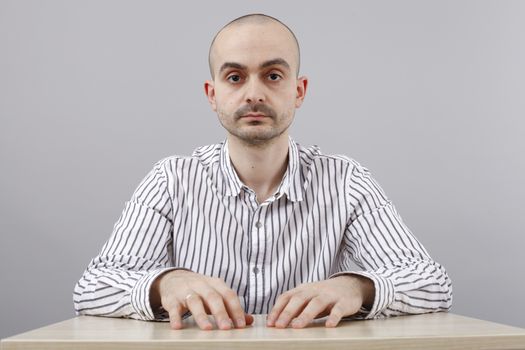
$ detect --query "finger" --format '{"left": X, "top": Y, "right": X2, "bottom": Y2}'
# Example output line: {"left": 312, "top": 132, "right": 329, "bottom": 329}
{"left": 291, "top": 296, "right": 330, "bottom": 329}
{"left": 274, "top": 293, "right": 311, "bottom": 328}
{"left": 267, "top": 291, "right": 293, "bottom": 326}
{"left": 325, "top": 302, "right": 345, "bottom": 328}
{"left": 199, "top": 287, "right": 234, "bottom": 330}
{"left": 212, "top": 281, "right": 247, "bottom": 328}
{"left": 167, "top": 303, "right": 184, "bottom": 330}
{"left": 185, "top": 293, "right": 213, "bottom": 330}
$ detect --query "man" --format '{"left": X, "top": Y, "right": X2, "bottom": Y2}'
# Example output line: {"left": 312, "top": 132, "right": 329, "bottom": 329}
{"left": 74, "top": 13, "right": 452, "bottom": 331}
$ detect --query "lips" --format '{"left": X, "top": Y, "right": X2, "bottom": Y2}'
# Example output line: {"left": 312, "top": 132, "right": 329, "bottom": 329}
{"left": 241, "top": 114, "right": 267, "bottom": 118}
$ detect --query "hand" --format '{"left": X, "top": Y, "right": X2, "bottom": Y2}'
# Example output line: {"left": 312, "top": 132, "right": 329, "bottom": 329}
{"left": 151, "top": 270, "right": 254, "bottom": 330}
{"left": 266, "top": 275, "right": 374, "bottom": 329}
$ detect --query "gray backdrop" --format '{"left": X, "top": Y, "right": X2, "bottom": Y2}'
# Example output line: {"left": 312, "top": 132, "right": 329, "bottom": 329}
{"left": 1, "top": 0, "right": 524, "bottom": 339}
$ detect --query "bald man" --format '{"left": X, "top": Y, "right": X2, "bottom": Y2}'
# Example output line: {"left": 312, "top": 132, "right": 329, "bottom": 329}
{"left": 74, "top": 14, "right": 452, "bottom": 331}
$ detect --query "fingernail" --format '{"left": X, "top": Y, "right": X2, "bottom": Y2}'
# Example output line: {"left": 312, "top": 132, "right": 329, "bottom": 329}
{"left": 276, "top": 319, "right": 287, "bottom": 328}
{"left": 291, "top": 318, "right": 302, "bottom": 327}
{"left": 237, "top": 318, "right": 245, "bottom": 327}
{"left": 220, "top": 319, "right": 233, "bottom": 329}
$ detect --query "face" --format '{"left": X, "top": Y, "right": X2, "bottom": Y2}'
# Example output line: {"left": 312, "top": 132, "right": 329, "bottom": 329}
{"left": 205, "top": 22, "right": 308, "bottom": 146}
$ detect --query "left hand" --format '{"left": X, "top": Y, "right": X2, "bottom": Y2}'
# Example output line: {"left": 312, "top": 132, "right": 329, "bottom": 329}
{"left": 266, "top": 275, "right": 374, "bottom": 328}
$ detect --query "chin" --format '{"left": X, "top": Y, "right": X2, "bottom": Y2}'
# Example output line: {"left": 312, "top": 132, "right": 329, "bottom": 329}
{"left": 237, "top": 131, "right": 288, "bottom": 145}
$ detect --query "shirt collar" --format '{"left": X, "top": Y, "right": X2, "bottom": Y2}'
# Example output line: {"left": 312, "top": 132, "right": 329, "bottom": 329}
{"left": 219, "top": 136, "right": 304, "bottom": 202}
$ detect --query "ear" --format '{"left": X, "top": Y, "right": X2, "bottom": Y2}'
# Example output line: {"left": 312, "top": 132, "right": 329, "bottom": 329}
{"left": 295, "top": 76, "right": 308, "bottom": 108}
{"left": 204, "top": 80, "right": 217, "bottom": 111}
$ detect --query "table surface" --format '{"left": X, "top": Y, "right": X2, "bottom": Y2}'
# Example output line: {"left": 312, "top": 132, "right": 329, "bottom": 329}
{"left": 2, "top": 313, "right": 525, "bottom": 350}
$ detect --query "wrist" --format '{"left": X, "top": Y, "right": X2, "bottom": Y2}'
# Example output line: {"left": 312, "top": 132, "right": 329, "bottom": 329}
{"left": 149, "top": 268, "right": 192, "bottom": 311}
{"left": 355, "top": 275, "right": 375, "bottom": 309}
{"left": 149, "top": 271, "right": 168, "bottom": 311}
{"left": 340, "top": 274, "right": 375, "bottom": 310}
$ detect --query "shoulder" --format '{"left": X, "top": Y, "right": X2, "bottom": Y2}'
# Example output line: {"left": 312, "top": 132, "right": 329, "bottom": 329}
{"left": 150, "top": 141, "right": 224, "bottom": 173}
{"left": 295, "top": 141, "right": 368, "bottom": 175}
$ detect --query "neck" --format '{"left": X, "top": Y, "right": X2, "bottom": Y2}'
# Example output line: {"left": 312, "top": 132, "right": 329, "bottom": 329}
{"left": 227, "top": 133, "right": 290, "bottom": 201}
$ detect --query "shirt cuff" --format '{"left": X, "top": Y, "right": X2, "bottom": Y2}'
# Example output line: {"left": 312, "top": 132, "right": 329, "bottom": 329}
{"left": 329, "top": 270, "right": 395, "bottom": 319}
{"left": 130, "top": 267, "right": 193, "bottom": 321}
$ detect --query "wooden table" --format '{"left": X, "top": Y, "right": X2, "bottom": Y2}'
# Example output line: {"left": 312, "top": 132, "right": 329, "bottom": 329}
{"left": 2, "top": 313, "right": 525, "bottom": 350}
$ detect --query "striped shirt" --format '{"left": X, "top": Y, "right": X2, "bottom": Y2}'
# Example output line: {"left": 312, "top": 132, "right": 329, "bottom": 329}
{"left": 73, "top": 136, "right": 453, "bottom": 321}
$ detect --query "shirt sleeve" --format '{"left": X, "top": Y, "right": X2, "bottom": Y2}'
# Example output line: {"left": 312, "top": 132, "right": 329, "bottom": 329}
{"left": 73, "top": 158, "right": 189, "bottom": 321}
{"left": 329, "top": 161, "right": 453, "bottom": 319}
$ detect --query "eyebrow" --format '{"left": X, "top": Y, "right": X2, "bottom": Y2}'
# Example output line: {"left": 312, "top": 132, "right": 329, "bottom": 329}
{"left": 218, "top": 58, "right": 291, "bottom": 75}
{"left": 219, "top": 62, "right": 247, "bottom": 74}
{"left": 260, "top": 58, "right": 290, "bottom": 70}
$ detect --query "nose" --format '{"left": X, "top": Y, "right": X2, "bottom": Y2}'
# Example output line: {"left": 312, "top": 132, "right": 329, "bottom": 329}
{"left": 244, "top": 78, "right": 265, "bottom": 104}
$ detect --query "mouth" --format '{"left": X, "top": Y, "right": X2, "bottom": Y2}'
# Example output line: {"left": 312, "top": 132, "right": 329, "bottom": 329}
{"left": 241, "top": 114, "right": 267, "bottom": 119}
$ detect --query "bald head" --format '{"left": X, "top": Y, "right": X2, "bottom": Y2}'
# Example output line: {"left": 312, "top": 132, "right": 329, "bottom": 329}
{"left": 208, "top": 14, "right": 301, "bottom": 79}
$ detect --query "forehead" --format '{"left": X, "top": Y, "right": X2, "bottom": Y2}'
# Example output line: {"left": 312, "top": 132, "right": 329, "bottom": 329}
{"left": 211, "top": 23, "right": 298, "bottom": 71}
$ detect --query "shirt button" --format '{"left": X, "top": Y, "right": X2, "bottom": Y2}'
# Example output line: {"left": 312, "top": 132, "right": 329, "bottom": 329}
{"left": 253, "top": 267, "right": 259, "bottom": 274}
{"left": 255, "top": 222, "right": 263, "bottom": 229}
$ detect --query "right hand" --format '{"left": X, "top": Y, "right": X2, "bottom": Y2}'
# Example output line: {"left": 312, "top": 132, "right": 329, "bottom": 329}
{"left": 152, "top": 269, "right": 254, "bottom": 330}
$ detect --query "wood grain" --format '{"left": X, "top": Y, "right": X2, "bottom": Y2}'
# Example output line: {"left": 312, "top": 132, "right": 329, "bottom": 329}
{"left": 2, "top": 313, "right": 525, "bottom": 350}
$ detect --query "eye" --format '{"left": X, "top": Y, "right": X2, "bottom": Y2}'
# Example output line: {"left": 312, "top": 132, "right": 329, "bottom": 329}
{"left": 268, "top": 73, "right": 282, "bottom": 81}
{"left": 227, "top": 74, "right": 242, "bottom": 83}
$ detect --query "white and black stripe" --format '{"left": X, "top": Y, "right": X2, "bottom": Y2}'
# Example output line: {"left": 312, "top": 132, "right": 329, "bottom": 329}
{"left": 73, "top": 136, "right": 452, "bottom": 321}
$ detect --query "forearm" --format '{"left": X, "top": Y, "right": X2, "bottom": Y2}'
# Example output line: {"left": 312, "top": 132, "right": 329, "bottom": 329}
{"left": 334, "top": 258, "right": 452, "bottom": 319}
{"left": 379, "top": 258, "right": 453, "bottom": 317}
{"left": 73, "top": 256, "right": 174, "bottom": 320}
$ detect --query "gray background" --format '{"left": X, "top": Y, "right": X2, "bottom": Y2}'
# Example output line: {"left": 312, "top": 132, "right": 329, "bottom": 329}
{"left": 1, "top": 0, "right": 524, "bottom": 339}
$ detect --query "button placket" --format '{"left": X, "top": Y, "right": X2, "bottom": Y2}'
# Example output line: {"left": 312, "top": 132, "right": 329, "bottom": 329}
{"left": 248, "top": 206, "right": 268, "bottom": 312}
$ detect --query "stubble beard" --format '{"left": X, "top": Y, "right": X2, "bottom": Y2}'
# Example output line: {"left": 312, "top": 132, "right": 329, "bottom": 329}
{"left": 217, "top": 104, "right": 294, "bottom": 146}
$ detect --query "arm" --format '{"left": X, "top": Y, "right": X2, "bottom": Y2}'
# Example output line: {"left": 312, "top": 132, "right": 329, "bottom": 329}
{"left": 73, "top": 158, "right": 252, "bottom": 329}
{"left": 331, "top": 161, "right": 453, "bottom": 319}
{"left": 73, "top": 158, "right": 180, "bottom": 320}
{"left": 267, "top": 160, "right": 452, "bottom": 329}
